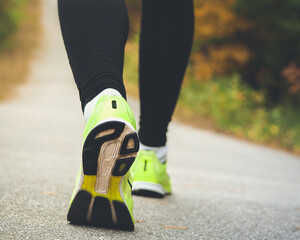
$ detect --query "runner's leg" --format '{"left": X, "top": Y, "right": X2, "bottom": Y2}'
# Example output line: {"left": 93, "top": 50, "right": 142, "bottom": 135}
{"left": 138, "top": 0, "right": 194, "bottom": 147}
{"left": 58, "top": 0, "right": 129, "bottom": 110}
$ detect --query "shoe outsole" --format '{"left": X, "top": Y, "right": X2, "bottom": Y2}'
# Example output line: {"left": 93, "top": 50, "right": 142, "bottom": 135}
{"left": 132, "top": 182, "right": 171, "bottom": 199}
{"left": 67, "top": 121, "right": 139, "bottom": 231}
{"left": 132, "top": 189, "right": 164, "bottom": 198}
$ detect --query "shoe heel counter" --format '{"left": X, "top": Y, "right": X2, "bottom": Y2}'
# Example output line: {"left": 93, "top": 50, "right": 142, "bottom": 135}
{"left": 132, "top": 152, "right": 157, "bottom": 182}
{"left": 102, "top": 97, "right": 136, "bottom": 130}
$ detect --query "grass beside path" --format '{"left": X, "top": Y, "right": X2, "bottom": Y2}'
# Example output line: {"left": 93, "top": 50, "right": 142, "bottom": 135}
{"left": 0, "top": 0, "right": 42, "bottom": 100}
{"left": 124, "top": 36, "right": 300, "bottom": 155}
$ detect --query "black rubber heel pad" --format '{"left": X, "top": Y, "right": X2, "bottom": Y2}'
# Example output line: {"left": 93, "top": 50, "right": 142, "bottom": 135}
{"left": 90, "top": 197, "right": 113, "bottom": 227}
{"left": 120, "top": 133, "right": 140, "bottom": 155}
{"left": 113, "top": 201, "right": 134, "bottom": 231}
{"left": 112, "top": 157, "right": 135, "bottom": 176}
{"left": 83, "top": 121, "right": 125, "bottom": 175}
{"left": 132, "top": 189, "right": 164, "bottom": 198}
{"left": 82, "top": 148, "right": 98, "bottom": 175}
{"left": 67, "top": 190, "right": 91, "bottom": 223}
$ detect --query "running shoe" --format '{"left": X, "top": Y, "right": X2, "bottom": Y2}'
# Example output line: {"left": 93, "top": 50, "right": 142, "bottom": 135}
{"left": 131, "top": 150, "right": 171, "bottom": 198}
{"left": 67, "top": 95, "right": 139, "bottom": 230}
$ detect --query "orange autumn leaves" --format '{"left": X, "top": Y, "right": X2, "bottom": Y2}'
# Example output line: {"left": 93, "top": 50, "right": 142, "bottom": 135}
{"left": 192, "top": 0, "right": 250, "bottom": 82}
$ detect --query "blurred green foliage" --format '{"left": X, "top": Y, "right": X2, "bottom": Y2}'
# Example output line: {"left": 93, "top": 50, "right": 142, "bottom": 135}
{"left": 179, "top": 74, "right": 300, "bottom": 151}
{"left": 0, "top": 0, "right": 24, "bottom": 49}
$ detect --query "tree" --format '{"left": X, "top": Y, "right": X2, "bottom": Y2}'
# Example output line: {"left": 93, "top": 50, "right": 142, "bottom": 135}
{"left": 234, "top": 0, "right": 300, "bottom": 105}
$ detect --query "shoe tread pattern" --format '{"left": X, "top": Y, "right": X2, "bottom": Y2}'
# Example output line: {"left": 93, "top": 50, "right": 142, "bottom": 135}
{"left": 68, "top": 121, "right": 138, "bottom": 230}
{"left": 68, "top": 190, "right": 134, "bottom": 230}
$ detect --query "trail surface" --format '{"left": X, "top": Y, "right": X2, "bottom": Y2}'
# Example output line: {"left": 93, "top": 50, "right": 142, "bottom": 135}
{"left": 0, "top": 1, "right": 300, "bottom": 239}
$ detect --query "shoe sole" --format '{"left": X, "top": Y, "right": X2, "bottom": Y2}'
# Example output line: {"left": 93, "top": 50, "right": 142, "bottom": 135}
{"left": 132, "top": 181, "right": 170, "bottom": 198}
{"left": 67, "top": 120, "right": 139, "bottom": 230}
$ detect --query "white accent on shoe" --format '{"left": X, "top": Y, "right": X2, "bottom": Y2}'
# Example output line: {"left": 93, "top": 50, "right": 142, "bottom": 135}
{"left": 132, "top": 181, "right": 167, "bottom": 195}
{"left": 140, "top": 144, "right": 167, "bottom": 164}
{"left": 83, "top": 88, "right": 122, "bottom": 122}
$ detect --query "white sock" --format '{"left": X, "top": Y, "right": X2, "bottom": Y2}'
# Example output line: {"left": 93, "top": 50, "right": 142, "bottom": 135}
{"left": 83, "top": 88, "right": 122, "bottom": 122}
{"left": 140, "top": 143, "right": 167, "bottom": 164}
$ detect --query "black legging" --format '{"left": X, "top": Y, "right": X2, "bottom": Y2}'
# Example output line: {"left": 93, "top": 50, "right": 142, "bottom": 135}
{"left": 58, "top": 0, "right": 194, "bottom": 147}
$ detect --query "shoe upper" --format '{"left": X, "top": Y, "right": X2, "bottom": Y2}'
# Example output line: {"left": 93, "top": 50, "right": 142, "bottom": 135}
{"left": 131, "top": 150, "right": 172, "bottom": 193}
{"left": 122, "top": 172, "right": 133, "bottom": 212}
{"left": 72, "top": 95, "right": 137, "bottom": 215}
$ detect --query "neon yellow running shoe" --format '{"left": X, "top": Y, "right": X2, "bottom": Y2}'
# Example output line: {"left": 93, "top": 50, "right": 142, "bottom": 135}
{"left": 67, "top": 95, "right": 139, "bottom": 230}
{"left": 130, "top": 150, "right": 171, "bottom": 198}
